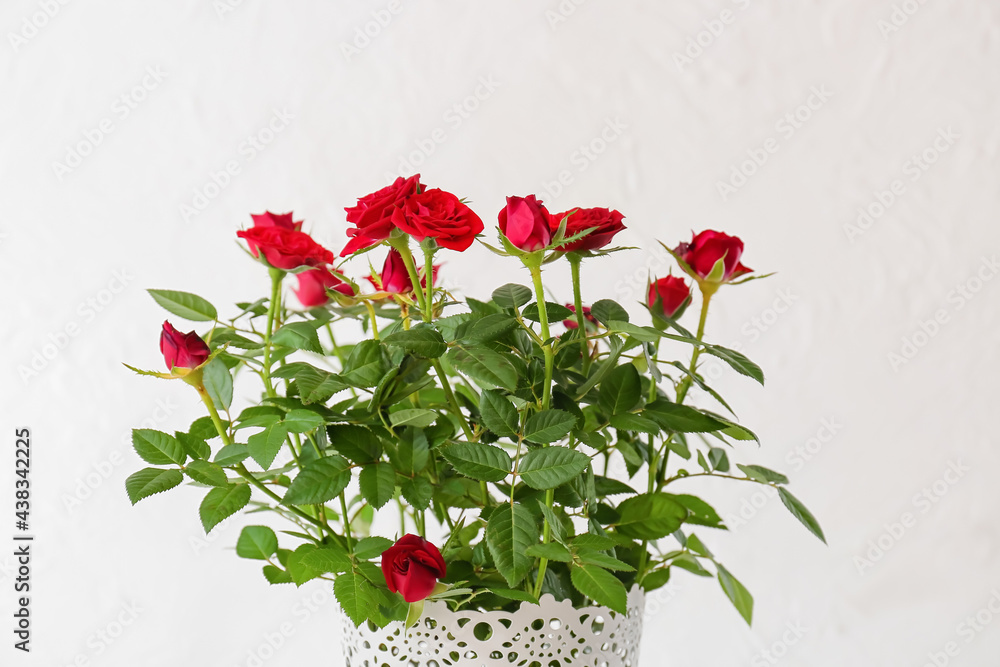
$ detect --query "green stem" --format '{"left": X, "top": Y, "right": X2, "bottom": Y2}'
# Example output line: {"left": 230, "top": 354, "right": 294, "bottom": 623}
{"left": 432, "top": 360, "right": 475, "bottom": 441}
{"left": 262, "top": 268, "right": 284, "bottom": 398}
{"left": 528, "top": 265, "right": 554, "bottom": 410}
{"left": 533, "top": 487, "right": 556, "bottom": 598}
{"left": 340, "top": 492, "right": 353, "bottom": 551}
{"left": 422, "top": 245, "right": 436, "bottom": 323}
{"left": 390, "top": 239, "right": 427, "bottom": 314}
{"left": 232, "top": 463, "right": 328, "bottom": 531}
{"left": 363, "top": 300, "right": 380, "bottom": 340}
{"left": 568, "top": 254, "right": 591, "bottom": 375}
{"left": 675, "top": 293, "right": 712, "bottom": 404}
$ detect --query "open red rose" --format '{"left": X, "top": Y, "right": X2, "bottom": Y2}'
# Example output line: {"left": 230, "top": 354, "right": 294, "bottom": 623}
{"left": 159, "top": 321, "right": 210, "bottom": 370}
{"left": 368, "top": 249, "right": 438, "bottom": 294}
{"left": 563, "top": 304, "right": 597, "bottom": 329}
{"left": 293, "top": 267, "right": 354, "bottom": 308}
{"left": 648, "top": 276, "right": 691, "bottom": 319}
{"left": 243, "top": 211, "right": 303, "bottom": 258}
{"left": 391, "top": 189, "right": 484, "bottom": 252}
{"left": 550, "top": 207, "right": 626, "bottom": 252}
{"left": 498, "top": 195, "right": 552, "bottom": 252}
{"left": 342, "top": 175, "right": 424, "bottom": 256}
{"left": 675, "top": 230, "right": 752, "bottom": 283}
{"left": 381, "top": 534, "right": 446, "bottom": 603}
{"left": 237, "top": 227, "right": 333, "bottom": 271}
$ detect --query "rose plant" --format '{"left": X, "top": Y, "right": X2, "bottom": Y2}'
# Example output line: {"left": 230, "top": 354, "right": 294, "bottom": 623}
{"left": 125, "top": 176, "right": 823, "bottom": 631}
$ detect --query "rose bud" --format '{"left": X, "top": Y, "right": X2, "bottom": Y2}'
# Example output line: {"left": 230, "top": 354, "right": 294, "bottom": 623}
{"left": 498, "top": 195, "right": 552, "bottom": 252}
{"left": 159, "top": 321, "right": 211, "bottom": 370}
{"left": 368, "top": 250, "right": 439, "bottom": 294}
{"left": 391, "top": 188, "right": 484, "bottom": 252}
{"left": 675, "top": 230, "right": 752, "bottom": 284}
{"left": 648, "top": 276, "right": 691, "bottom": 319}
{"left": 243, "top": 211, "right": 303, "bottom": 258}
{"left": 563, "top": 304, "right": 597, "bottom": 329}
{"left": 236, "top": 227, "right": 334, "bottom": 271}
{"left": 381, "top": 534, "right": 447, "bottom": 603}
{"left": 550, "top": 207, "right": 626, "bottom": 252}
{"left": 293, "top": 267, "right": 354, "bottom": 308}
{"left": 342, "top": 175, "right": 424, "bottom": 256}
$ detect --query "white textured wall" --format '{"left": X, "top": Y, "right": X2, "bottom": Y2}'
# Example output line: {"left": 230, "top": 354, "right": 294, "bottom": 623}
{"left": 3, "top": 1, "right": 1000, "bottom": 665}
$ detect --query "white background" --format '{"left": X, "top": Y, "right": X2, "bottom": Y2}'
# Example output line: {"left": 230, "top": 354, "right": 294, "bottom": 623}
{"left": 3, "top": 1, "right": 1000, "bottom": 665}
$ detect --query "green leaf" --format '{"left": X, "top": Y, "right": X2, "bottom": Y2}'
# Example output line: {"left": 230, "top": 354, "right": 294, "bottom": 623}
{"left": 448, "top": 345, "right": 519, "bottom": 392}
{"left": 184, "top": 460, "right": 229, "bottom": 487}
{"left": 202, "top": 357, "right": 233, "bottom": 411}
{"left": 286, "top": 544, "right": 322, "bottom": 586}
{"left": 519, "top": 447, "right": 590, "bottom": 490}
{"left": 668, "top": 494, "right": 726, "bottom": 529}
{"left": 393, "top": 427, "right": 429, "bottom": 476}
{"left": 132, "top": 429, "right": 186, "bottom": 466}
{"left": 491, "top": 588, "right": 539, "bottom": 604}
{"left": 442, "top": 443, "right": 512, "bottom": 482}
{"left": 199, "top": 484, "right": 252, "bottom": 533}
{"left": 335, "top": 570, "right": 380, "bottom": 626}
{"left": 778, "top": 488, "right": 827, "bottom": 543}
{"left": 708, "top": 447, "right": 730, "bottom": 472}
{"left": 213, "top": 443, "right": 250, "bottom": 466}
{"left": 359, "top": 463, "right": 396, "bottom": 509}
{"left": 717, "top": 564, "right": 754, "bottom": 625}
{"left": 147, "top": 289, "right": 218, "bottom": 322}
{"left": 579, "top": 552, "right": 635, "bottom": 572}
{"left": 176, "top": 432, "right": 210, "bottom": 460}
{"left": 640, "top": 568, "right": 671, "bottom": 591}
{"left": 737, "top": 464, "right": 789, "bottom": 485}
{"left": 571, "top": 534, "right": 619, "bottom": 551}
{"left": 383, "top": 325, "right": 447, "bottom": 358}
{"left": 353, "top": 536, "right": 394, "bottom": 560}
{"left": 285, "top": 364, "right": 350, "bottom": 404}
{"left": 644, "top": 400, "right": 727, "bottom": 433}
{"left": 263, "top": 565, "right": 293, "bottom": 584}
{"left": 300, "top": 543, "right": 352, "bottom": 574}
{"left": 615, "top": 493, "right": 687, "bottom": 539}
{"left": 704, "top": 345, "right": 765, "bottom": 385}
{"left": 606, "top": 320, "right": 660, "bottom": 343}
{"left": 283, "top": 409, "right": 325, "bottom": 433}
{"left": 327, "top": 425, "right": 382, "bottom": 464}
{"left": 341, "top": 340, "right": 391, "bottom": 387}
{"left": 283, "top": 455, "right": 352, "bottom": 505}
{"left": 570, "top": 564, "right": 627, "bottom": 614}
{"left": 522, "top": 301, "right": 574, "bottom": 323}
{"left": 247, "top": 423, "right": 288, "bottom": 470}
{"left": 590, "top": 299, "right": 629, "bottom": 326}
{"left": 491, "top": 283, "right": 533, "bottom": 309}
{"left": 125, "top": 468, "right": 183, "bottom": 504}
{"left": 525, "top": 542, "right": 572, "bottom": 562}
{"left": 236, "top": 405, "right": 285, "bottom": 429}
{"left": 599, "top": 364, "right": 642, "bottom": 415}
{"left": 608, "top": 414, "right": 660, "bottom": 434}
{"left": 479, "top": 389, "right": 519, "bottom": 437}
{"left": 389, "top": 408, "right": 438, "bottom": 429}
{"left": 400, "top": 477, "right": 433, "bottom": 510}
{"left": 523, "top": 410, "right": 576, "bottom": 444}
{"left": 464, "top": 314, "right": 519, "bottom": 343}
{"left": 271, "top": 321, "right": 323, "bottom": 353}
{"left": 486, "top": 503, "right": 539, "bottom": 587}
{"left": 236, "top": 526, "right": 278, "bottom": 560}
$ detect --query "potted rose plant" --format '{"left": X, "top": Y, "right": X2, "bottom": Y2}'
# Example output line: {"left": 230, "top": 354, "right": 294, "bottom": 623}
{"left": 125, "top": 177, "right": 824, "bottom": 667}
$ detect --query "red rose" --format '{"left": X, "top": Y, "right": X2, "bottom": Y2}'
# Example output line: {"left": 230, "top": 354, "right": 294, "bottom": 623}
{"left": 236, "top": 227, "right": 334, "bottom": 271}
{"left": 648, "top": 276, "right": 691, "bottom": 319}
{"left": 675, "top": 230, "right": 752, "bottom": 283}
{"left": 293, "top": 267, "right": 354, "bottom": 308}
{"left": 342, "top": 175, "right": 424, "bottom": 256}
{"left": 498, "top": 195, "right": 552, "bottom": 252}
{"left": 159, "top": 321, "right": 210, "bottom": 370}
{"left": 563, "top": 304, "right": 597, "bottom": 329}
{"left": 550, "top": 207, "right": 626, "bottom": 252}
{"left": 368, "top": 249, "right": 438, "bottom": 294}
{"left": 381, "top": 534, "right": 446, "bottom": 603}
{"left": 391, "top": 189, "right": 484, "bottom": 252}
{"left": 243, "top": 211, "right": 303, "bottom": 258}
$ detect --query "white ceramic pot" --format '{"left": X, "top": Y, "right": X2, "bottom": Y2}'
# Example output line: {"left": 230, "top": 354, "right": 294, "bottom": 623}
{"left": 340, "top": 587, "right": 644, "bottom": 667}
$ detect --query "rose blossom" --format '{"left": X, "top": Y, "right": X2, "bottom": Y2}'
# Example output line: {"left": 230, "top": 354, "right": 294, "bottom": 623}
{"left": 675, "top": 230, "right": 752, "bottom": 283}
{"left": 293, "top": 267, "right": 354, "bottom": 308}
{"left": 381, "top": 534, "right": 447, "bottom": 603}
{"left": 236, "top": 227, "right": 334, "bottom": 271}
{"left": 549, "top": 207, "right": 626, "bottom": 252}
{"left": 159, "top": 321, "right": 210, "bottom": 370}
{"left": 342, "top": 175, "right": 424, "bottom": 256}
{"left": 391, "top": 188, "right": 484, "bottom": 252}
{"left": 498, "top": 195, "right": 552, "bottom": 252}
{"left": 647, "top": 276, "right": 691, "bottom": 319}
